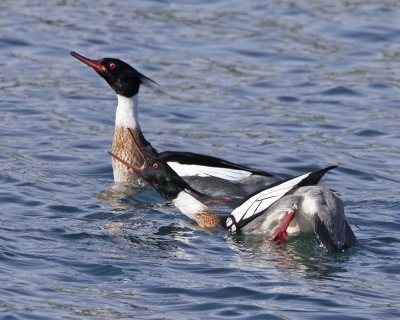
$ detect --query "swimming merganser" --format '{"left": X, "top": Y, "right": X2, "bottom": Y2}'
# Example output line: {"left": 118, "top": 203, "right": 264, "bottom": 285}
{"left": 70, "top": 51, "right": 279, "bottom": 199}
{"left": 109, "top": 129, "right": 358, "bottom": 252}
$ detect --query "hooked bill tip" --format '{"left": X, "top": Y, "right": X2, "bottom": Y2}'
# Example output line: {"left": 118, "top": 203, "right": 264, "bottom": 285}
{"left": 70, "top": 51, "right": 80, "bottom": 58}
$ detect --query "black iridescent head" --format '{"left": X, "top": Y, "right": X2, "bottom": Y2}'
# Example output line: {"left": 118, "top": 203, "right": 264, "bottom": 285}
{"left": 71, "top": 51, "right": 157, "bottom": 98}
{"left": 108, "top": 129, "right": 196, "bottom": 201}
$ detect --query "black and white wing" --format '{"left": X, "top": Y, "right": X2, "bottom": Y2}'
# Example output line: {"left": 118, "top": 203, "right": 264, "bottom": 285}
{"left": 225, "top": 166, "right": 337, "bottom": 233}
{"left": 159, "top": 151, "right": 276, "bottom": 182}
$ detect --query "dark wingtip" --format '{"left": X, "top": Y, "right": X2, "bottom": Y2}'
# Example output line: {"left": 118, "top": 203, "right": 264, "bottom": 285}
{"left": 312, "top": 213, "right": 358, "bottom": 253}
{"left": 312, "top": 214, "right": 340, "bottom": 253}
{"left": 344, "top": 220, "right": 358, "bottom": 247}
{"left": 297, "top": 165, "right": 338, "bottom": 189}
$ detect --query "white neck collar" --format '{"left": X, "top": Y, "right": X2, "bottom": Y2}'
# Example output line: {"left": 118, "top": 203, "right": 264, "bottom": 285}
{"left": 115, "top": 94, "right": 139, "bottom": 129}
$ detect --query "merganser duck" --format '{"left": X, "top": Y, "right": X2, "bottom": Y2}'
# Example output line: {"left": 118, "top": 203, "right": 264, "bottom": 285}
{"left": 109, "top": 129, "right": 358, "bottom": 253}
{"left": 70, "top": 51, "right": 279, "bottom": 199}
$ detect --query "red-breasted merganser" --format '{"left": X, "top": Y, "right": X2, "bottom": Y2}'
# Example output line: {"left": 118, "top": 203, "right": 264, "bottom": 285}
{"left": 70, "top": 51, "right": 279, "bottom": 199}
{"left": 109, "top": 129, "right": 358, "bottom": 253}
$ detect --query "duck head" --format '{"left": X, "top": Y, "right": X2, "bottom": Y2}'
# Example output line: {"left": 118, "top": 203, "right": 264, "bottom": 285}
{"left": 70, "top": 51, "right": 156, "bottom": 97}
{"left": 108, "top": 128, "right": 200, "bottom": 201}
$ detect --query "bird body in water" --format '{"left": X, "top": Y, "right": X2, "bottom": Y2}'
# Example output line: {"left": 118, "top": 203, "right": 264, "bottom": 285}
{"left": 109, "top": 128, "right": 358, "bottom": 253}
{"left": 70, "top": 51, "right": 279, "bottom": 200}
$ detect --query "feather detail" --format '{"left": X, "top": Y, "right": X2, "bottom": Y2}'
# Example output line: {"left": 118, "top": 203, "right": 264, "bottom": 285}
{"left": 225, "top": 166, "right": 337, "bottom": 233}
{"left": 140, "top": 74, "right": 162, "bottom": 94}
{"left": 194, "top": 210, "right": 222, "bottom": 228}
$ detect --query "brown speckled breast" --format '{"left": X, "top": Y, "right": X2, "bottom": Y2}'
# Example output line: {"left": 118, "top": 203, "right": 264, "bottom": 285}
{"left": 194, "top": 210, "right": 222, "bottom": 228}
{"left": 111, "top": 127, "right": 150, "bottom": 184}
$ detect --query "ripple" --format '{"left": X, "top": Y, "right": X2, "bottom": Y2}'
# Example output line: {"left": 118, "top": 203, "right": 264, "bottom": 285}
{"left": 47, "top": 205, "right": 85, "bottom": 214}
{"left": 32, "top": 153, "right": 81, "bottom": 162}
{"left": 320, "top": 86, "right": 360, "bottom": 96}
{"left": 276, "top": 95, "right": 300, "bottom": 103}
{"left": 339, "top": 25, "right": 400, "bottom": 43}
{"left": 0, "top": 37, "right": 31, "bottom": 47}
{"left": 353, "top": 129, "right": 386, "bottom": 137}
{"left": 73, "top": 262, "right": 125, "bottom": 278}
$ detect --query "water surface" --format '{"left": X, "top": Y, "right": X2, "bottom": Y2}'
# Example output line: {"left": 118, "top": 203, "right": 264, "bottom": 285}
{"left": 1, "top": 1, "right": 399, "bottom": 319}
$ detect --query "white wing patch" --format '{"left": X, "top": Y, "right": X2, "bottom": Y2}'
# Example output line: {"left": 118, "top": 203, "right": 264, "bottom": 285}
{"left": 167, "top": 162, "right": 252, "bottom": 181}
{"left": 225, "top": 172, "right": 312, "bottom": 232}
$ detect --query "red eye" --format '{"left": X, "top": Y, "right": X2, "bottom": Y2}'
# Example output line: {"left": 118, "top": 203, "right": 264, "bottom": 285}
{"left": 110, "top": 63, "right": 116, "bottom": 69}
{"left": 153, "top": 163, "right": 158, "bottom": 169}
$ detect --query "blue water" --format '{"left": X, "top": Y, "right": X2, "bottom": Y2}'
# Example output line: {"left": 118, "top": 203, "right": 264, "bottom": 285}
{"left": 1, "top": 1, "right": 400, "bottom": 319}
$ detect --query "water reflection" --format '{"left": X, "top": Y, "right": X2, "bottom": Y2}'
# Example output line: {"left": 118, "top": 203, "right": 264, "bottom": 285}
{"left": 96, "top": 183, "right": 143, "bottom": 208}
{"left": 226, "top": 233, "right": 352, "bottom": 280}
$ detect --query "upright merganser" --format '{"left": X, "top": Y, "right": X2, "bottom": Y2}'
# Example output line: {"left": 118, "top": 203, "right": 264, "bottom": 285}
{"left": 109, "top": 129, "right": 358, "bottom": 253}
{"left": 70, "top": 51, "right": 279, "bottom": 199}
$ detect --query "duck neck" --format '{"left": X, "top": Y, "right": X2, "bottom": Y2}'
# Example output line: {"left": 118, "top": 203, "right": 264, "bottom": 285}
{"left": 115, "top": 94, "right": 140, "bottom": 129}
{"left": 172, "top": 190, "right": 222, "bottom": 228}
{"left": 112, "top": 93, "right": 146, "bottom": 183}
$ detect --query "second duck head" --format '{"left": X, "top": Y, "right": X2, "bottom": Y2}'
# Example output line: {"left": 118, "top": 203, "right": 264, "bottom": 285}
{"left": 108, "top": 128, "right": 202, "bottom": 201}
